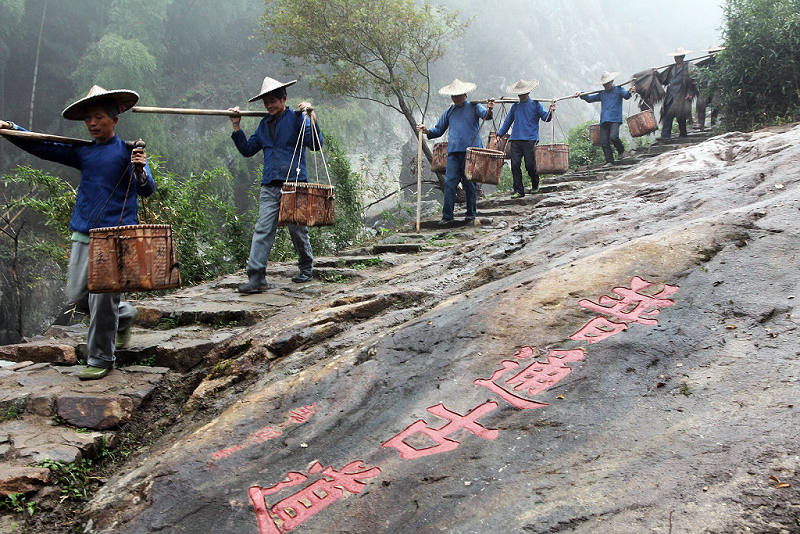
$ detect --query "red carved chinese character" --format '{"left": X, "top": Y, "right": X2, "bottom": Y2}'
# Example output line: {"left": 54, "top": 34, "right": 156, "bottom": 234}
{"left": 577, "top": 276, "right": 679, "bottom": 326}
{"left": 381, "top": 402, "right": 499, "bottom": 460}
{"left": 474, "top": 349, "right": 585, "bottom": 409}
{"left": 570, "top": 316, "right": 628, "bottom": 343}
{"left": 251, "top": 426, "right": 282, "bottom": 443}
{"left": 249, "top": 461, "right": 381, "bottom": 533}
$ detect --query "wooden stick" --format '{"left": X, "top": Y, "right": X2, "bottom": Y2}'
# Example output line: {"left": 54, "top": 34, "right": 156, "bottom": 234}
{"left": 416, "top": 129, "right": 423, "bottom": 233}
{"left": 0, "top": 129, "right": 92, "bottom": 146}
{"left": 131, "top": 106, "right": 268, "bottom": 117}
{"left": 475, "top": 53, "right": 716, "bottom": 104}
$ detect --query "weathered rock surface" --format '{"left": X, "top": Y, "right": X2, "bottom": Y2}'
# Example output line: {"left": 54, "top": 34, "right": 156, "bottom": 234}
{"left": 0, "top": 466, "right": 50, "bottom": 496}
{"left": 0, "top": 342, "right": 77, "bottom": 365}
{"left": 5, "top": 125, "right": 800, "bottom": 533}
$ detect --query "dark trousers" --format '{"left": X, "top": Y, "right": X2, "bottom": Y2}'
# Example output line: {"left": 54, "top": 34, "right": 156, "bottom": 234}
{"left": 661, "top": 105, "right": 688, "bottom": 138}
{"left": 510, "top": 140, "right": 538, "bottom": 195}
{"left": 443, "top": 152, "right": 476, "bottom": 220}
{"left": 599, "top": 122, "right": 624, "bottom": 163}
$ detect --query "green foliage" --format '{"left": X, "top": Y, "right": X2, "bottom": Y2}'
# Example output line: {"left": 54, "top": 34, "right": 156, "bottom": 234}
{"left": 37, "top": 458, "right": 94, "bottom": 501}
{"left": 269, "top": 135, "right": 365, "bottom": 261}
{"left": 351, "top": 258, "right": 383, "bottom": 269}
{"left": 708, "top": 0, "right": 800, "bottom": 130}
{"left": 2, "top": 405, "right": 21, "bottom": 421}
{"left": 2, "top": 166, "right": 75, "bottom": 239}
{"left": 260, "top": 0, "right": 467, "bottom": 132}
{"left": 0, "top": 492, "right": 34, "bottom": 516}
{"left": 567, "top": 121, "right": 605, "bottom": 168}
{"left": 141, "top": 160, "right": 253, "bottom": 284}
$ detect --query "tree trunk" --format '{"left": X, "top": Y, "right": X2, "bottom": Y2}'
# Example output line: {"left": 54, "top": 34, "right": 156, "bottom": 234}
{"left": 29, "top": 0, "right": 49, "bottom": 129}
{"left": 394, "top": 91, "right": 445, "bottom": 191}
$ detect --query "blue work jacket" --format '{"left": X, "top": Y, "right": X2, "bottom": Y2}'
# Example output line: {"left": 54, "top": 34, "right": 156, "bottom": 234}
{"left": 427, "top": 102, "right": 489, "bottom": 153}
{"left": 232, "top": 109, "right": 323, "bottom": 186}
{"left": 497, "top": 99, "right": 552, "bottom": 141}
{"left": 580, "top": 86, "right": 632, "bottom": 124}
{"left": 6, "top": 127, "right": 155, "bottom": 234}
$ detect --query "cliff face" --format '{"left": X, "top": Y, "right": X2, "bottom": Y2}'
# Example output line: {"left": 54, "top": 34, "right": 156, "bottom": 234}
{"left": 50, "top": 124, "right": 797, "bottom": 533}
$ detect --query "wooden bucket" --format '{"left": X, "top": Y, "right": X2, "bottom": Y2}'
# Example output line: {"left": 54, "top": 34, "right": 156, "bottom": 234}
{"left": 590, "top": 124, "right": 602, "bottom": 146}
{"left": 431, "top": 142, "right": 448, "bottom": 173}
{"left": 535, "top": 144, "right": 570, "bottom": 174}
{"left": 465, "top": 147, "right": 505, "bottom": 185}
{"left": 88, "top": 224, "right": 180, "bottom": 293}
{"left": 627, "top": 109, "right": 658, "bottom": 137}
{"left": 278, "top": 182, "right": 335, "bottom": 227}
{"left": 488, "top": 132, "right": 511, "bottom": 159}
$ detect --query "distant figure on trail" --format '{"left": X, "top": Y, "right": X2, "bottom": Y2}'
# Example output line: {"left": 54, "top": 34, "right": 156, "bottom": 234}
{"left": 695, "top": 45, "right": 725, "bottom": 130}
{"left": 497, "top": 79, "right": 555, "bottom": 197}
{"left": 0, "top": 85, "right": 156, "bottom": 380}
{"left": 659, "top": 47, "right": 698, "bottom": 140}
{"left": 228, "top": 77, "right": 322, "bottom": 293}
{"left": 576, "top": 72, "right": 635, "bottom": 167}
{"left": 417, "top": 79, "right": 493, "bottom": 226}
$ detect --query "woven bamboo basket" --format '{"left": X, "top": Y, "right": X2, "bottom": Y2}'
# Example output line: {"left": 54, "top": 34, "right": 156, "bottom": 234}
{"left": 488, "top": 132, "right": 512, "bottom": 159}
{"left": 535, "top": 144, "right": 570, "bottom": 174}
{"left": 465, "top": 147, "right": 505, "bottom": 185}
{"left": 88, "top": 224, "right": 180, "bottom": 293}
{"left": 627, "top": 109, "right": 658, "bottom": 137}
{"left": 589, "top": 124, "right": 602, "bottom": 146}
{"left": 431, "top": 142, "right": 448, "bottom": 173}
{"left": 278, "top": 182, "right": 335, "bottom": 227}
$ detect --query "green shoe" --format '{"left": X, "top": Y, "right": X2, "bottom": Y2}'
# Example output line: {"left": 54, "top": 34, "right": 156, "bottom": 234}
{"left": 115, "top": 327, "right": 132, "bottom": 349}
{"left": 77, "top": 365, "right": 110, "bottom": 380}
{"left": 510, "top": 192, "right": 524, "bottom": 199}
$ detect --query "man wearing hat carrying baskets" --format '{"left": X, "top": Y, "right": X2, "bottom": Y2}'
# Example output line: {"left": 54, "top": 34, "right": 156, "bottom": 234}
{"left": 228, "top": 77, "right": 322, "bottom": 293}
{"left": 0, "top": 86, "right": 156, "bottom": 380}
{"left": 417, "top": 79, "right": 493, "bottom": 226}
{"left": 576, "top": 72, "right": 635, "bottom": 167}
{"left": 659, "top": 47, "right": 698, "bottom": 140}
{"left": 497, "top": 80, "right": 555, "bottom": 198}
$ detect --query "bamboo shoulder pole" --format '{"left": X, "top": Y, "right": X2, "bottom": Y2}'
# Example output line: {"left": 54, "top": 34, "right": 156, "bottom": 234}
{"left": 416, "top": 129, "right": 423, "bottom": 233}
{"left": 132, "top": 106, "right": 268, "bottom": 117}
{"left": 0, "top": 129, "right": 92, "bottom": 146}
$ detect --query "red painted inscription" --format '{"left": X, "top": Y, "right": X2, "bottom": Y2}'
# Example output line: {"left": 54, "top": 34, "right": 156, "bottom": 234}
{"left": 382, "top": 402, "right": 500, "bottom": 459}
{"left": 249, "top": 460, "right": 381, "bottom": 533}
{"left": 474, "top": 349, "right": 585, "bottom": 408}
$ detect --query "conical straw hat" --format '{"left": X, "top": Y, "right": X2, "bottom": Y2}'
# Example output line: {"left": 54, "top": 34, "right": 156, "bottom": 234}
{"left": 438, "top": 79, "right": 477, "bottom": 96}
{"left": 666, "top": 47, "right": 692, "bottom": 57}
{"left": 599, "top": 71, "right": 620, "bottom": 85}
{"left": 248, "top": 77, "right": 297, "bottom": 102}
{"left": 506, "top": 79, "right": 539, "bottom": 95}
{"left": 62, "top": 85, "right": 139, "bottom": 120}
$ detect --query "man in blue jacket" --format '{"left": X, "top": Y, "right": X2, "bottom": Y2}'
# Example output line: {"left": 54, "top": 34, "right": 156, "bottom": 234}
{"left": 577, "top": 72, "right": 635, "bottom": 166}
{"left": 0, "top": 85, "right": 155, "bottom": 380}
{"left": 417, "top": 79, "right": 493, "bottom": 226}
{"left": 228, "top": 77, "right": 322, "bottom": 293}
{"left": 497, "top": 79, "right": 555, "bottom": 198}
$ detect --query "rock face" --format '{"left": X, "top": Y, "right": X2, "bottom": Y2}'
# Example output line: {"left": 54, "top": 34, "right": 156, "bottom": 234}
{"left": 56, "top": 396, "right": 135, "bottom": 430}
{"left": 8, "top": 125, "right": 800, "bottom": 533}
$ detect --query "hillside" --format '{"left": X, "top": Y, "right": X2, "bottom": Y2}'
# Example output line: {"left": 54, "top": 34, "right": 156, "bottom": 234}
{"left": 1, "top": 122, "right": 798, "bottom": 533}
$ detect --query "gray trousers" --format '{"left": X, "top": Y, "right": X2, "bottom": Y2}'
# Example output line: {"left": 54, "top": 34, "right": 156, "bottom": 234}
{"left": 247, "top": 184, "right": 313, "bottom": 277}
{"left": 67, "top": 241, "right": 136, "bottom": 369}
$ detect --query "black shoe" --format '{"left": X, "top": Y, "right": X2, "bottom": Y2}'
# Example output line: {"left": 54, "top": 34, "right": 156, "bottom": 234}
{"left": 438, "top": 218, "right": 454, "bottom": 227}
{"left": 464, "top": 216, "right": 475, "bottom": 225}
{"left": 238, "top": 278, "right": 269, "bottom": 293}
{"left": 291, "top": 272, "right": 313, "bottom": 283}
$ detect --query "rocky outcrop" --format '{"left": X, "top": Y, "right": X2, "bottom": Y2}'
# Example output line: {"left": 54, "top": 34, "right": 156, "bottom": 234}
{"left": 4, "top": 125, "right": 800, "bottom": 533}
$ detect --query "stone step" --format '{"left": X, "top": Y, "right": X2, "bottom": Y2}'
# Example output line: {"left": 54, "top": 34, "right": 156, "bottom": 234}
{"left": 0, "top": 363, "right": 168, "bottom": 430}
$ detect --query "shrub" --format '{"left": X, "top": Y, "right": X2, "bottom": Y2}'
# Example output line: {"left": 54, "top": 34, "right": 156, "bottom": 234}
{"left": 567, "top": 121, "right": 605, "bottom": 168}
{"left": 708, "top": 0, "right": 800, "bottom": 130}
